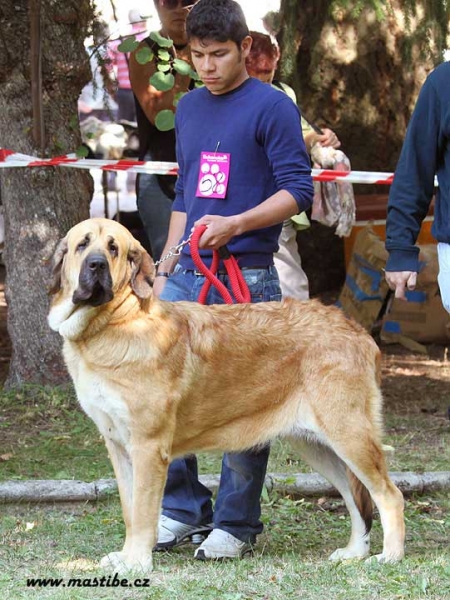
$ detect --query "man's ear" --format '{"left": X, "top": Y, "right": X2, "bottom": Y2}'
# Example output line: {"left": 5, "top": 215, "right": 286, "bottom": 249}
{"left": 128, "top": 245, "right": 155, "bottom": 299}
{"left": 241, "top": 35, "right": 253, "bottom": 60}
{"left": 48, "top": 238, "right": 68, "bottom": 295}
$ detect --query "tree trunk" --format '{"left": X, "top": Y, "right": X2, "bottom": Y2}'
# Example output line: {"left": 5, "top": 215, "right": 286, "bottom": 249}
{"left": 278, "top": 0, "right": 439, "bottom": 174}
{"left": 0, "top": 0, "right": 93, "bottom": 387}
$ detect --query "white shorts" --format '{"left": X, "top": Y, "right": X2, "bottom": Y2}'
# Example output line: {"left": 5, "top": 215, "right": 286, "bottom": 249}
{"left": 437, "top": 242, "right": 450, "bottom": 314}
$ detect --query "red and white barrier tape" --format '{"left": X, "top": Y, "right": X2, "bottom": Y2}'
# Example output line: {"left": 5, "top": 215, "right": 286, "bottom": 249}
{"left": 0, "top": 148, "right": 438, "bottom": 186}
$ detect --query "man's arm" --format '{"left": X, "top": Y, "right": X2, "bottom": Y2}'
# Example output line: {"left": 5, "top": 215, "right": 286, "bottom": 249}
{"left": 129, "top": 41, "right": 192, "bottom": 124}
{"left": 385, "top": 76, "right": 439, "bottom": 275}
{"left": 195, "top": 191, "right": 298, "bottom": 249}
{"left": 385, "top": 74, "right": 441, "bottom": 299}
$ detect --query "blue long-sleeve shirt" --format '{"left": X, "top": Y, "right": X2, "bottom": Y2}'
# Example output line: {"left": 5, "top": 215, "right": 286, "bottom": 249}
{"left": 173, "top": 77, "right": 313, "bottom": 269}
{"left": 386, "top": 61, "right": 450, "bottom": 272}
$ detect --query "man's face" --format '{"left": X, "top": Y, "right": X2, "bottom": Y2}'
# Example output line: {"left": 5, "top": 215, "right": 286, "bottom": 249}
{"left": 190, "top": 37, "right": 252, "bottom": 95}
{"left": 155, "top": 0, "right": 198, "bottom": 39}
{"left": 246, "top": 54, "right": 277, "bottom": 84}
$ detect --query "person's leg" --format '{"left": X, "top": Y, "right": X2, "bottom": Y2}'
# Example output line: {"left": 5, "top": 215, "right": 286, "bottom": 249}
{"left": 274, "top": 221, "right": 309, "bottom": 300}
{"left": 117, "top": 88, "right": 136, "bottom": 122}
{"left": 195, "top": 267, "right": 281, "bottom": 558}
{"left": 136, "top": 166, "right": 173, "bottom": 262}
{"left": 155, "top": 269, "right": 214, "bottom": 549}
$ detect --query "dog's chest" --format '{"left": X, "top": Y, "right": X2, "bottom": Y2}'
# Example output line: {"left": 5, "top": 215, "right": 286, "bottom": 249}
{"left": 75, "top": 369, "right": 131, "bottom": 450}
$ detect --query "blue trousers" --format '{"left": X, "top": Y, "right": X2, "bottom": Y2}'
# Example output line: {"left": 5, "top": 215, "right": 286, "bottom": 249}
{"left": 159, "top": 265, "right": 281, "bottom": 543}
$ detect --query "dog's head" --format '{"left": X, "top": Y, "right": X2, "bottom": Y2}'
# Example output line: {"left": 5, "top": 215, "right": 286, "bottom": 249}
{"left": 48, "top": 218, "right": 155, "bottom": 339}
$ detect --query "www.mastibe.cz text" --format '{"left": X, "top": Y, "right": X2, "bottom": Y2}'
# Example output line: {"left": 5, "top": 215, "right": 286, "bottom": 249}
{"left": 26, "top": 573, "right": 150, "bottom": 589}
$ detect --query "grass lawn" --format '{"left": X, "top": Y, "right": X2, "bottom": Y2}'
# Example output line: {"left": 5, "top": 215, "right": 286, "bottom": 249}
{"left": 1, "top": 375, "right": 449, "bottom": 599}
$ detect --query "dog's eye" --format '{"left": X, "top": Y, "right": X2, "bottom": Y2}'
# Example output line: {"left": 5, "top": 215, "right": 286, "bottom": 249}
{"left": 76, "top": 239, "right": 89, "bottom": 252}
{"left": 109, "top": 241, "right": 118, "bottom": 257}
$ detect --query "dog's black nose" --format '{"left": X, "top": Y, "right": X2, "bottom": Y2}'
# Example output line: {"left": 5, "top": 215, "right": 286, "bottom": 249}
{"left": 87, "top": 254, "right": 108, "bottom": 271}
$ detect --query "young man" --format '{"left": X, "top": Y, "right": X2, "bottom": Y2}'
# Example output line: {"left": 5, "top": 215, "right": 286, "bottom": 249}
{"left": 129, "top": 0, "right": 199, "bottom": 260}
{"left": 385, "top": 61, "right": 450, "bottom": 308}
{"left": 154, "top": 0, "right": 314, "bottom": 560}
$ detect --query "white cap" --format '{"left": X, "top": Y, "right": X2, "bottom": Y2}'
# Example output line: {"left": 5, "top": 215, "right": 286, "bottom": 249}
{"left": 128, "top": 8, "right": 143, "bottom": 24}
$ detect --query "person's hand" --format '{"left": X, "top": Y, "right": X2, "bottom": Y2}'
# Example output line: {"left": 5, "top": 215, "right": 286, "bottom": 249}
{"left": 153, "top": 275, "right": 168, "bottom": 298}
{"left": 316, "top": 128, "right": 341, "bottom": 149}
{"left": 385, "top": 271, "right": 417, "bottom": 300}
{"left": 193, "top": 215, "right": 240, "bottom": 249}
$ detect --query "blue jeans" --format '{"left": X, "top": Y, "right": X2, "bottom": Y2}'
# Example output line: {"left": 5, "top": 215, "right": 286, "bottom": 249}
{"left": 159, "top": 265, "right": 281, "bottom": 543}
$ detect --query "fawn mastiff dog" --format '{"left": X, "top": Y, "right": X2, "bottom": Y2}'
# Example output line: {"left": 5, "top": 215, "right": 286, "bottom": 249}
{"left": 48, "top": 218, "right": 405, "bottom": 572}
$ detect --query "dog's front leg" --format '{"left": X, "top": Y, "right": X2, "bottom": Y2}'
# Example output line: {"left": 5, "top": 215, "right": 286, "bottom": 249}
{"left": 108, "top": 434, "right": 171, "bottom": 573}
{"left": 129, "top": 437, "right": 171, "bottom": 567}
{"left": 99, "top": 437, "right": 135, "bottom": 570}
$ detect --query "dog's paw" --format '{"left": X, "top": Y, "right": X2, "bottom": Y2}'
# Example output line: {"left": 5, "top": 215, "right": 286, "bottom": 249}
{"left": 366, "top": 551, "right": 404, "bottom": 565}
{"left": 100, "top": 551, "right": 153, "bottom": 574}
{"left": 329, "top": 546, "right": 370, "bottom": 561}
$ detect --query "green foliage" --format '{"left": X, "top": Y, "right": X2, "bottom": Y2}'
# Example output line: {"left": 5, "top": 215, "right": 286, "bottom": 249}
{"left": 118, "top": 31, "right": 199, "bottom": 131}
{"left": 174, "top": 91, "right": 188, "bottom": 107}
{"left": 150, "top": 71, "right": 176, "bottom": 92}
{"left": 135, "top": 45, "right": 154, "bottom": 65}
{"left": 155, "top": 109, "right": 176, "bottom": 131}
{"left": 173, "top": 57, "right": 194, "bottom": 76}
{"left": 150, "top": 30, "right": 174, "bottom": 48}
{"left": 117, "top": 36, "right": 139, "bottom": 53}
{"left": 75, "top": 145, "right": 89, "bottom": 158}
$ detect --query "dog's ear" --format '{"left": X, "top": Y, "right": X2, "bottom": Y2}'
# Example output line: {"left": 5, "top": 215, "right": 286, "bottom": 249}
{"left": 48, "top": 237, "right": 68, "bottom": 295}
{"left": 128, "top": 245, "right": 155, "bottom": 299}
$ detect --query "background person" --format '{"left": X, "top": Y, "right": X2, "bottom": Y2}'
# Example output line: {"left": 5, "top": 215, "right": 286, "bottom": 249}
{"left": 153, "top": 0, "right": 314, "bottom": 561}
{"left": 129, "top": 0, "right": 198, "bottom": 260}
{"left": 109, "top": 9, "right": 147, "bottom": 123}
{"left": 385, "top": 61, "right": 450, "bottom": 306}
{"left": 246, "top": 31, "right": 340, "bottom": 300}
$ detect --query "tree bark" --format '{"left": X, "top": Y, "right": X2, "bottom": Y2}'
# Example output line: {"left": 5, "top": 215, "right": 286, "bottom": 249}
{"left": 278, "top": 0, "right": 439, "bottom": 174}
{"left": 276, "top": 1, "right": 441, "bottom": 292}
{"left": 0, "top": 0, "right": 93, "bottom": 386}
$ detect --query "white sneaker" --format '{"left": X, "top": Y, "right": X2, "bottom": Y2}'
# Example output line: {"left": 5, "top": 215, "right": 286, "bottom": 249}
{"left": 155, "top": 515, "right": 212, "bottom": 550}
{"left": 194, "top": 529, "right": 253, "bottom": 560}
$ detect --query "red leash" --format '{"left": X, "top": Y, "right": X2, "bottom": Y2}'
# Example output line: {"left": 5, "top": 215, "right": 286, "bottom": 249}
{"left": 190, "top": 225, "right": 251, "bottom": 305}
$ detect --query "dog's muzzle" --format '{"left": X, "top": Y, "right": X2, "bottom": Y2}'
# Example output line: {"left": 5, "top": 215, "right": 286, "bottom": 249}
{"left": 72, "top": 253, "right": 114, "bottom": 307}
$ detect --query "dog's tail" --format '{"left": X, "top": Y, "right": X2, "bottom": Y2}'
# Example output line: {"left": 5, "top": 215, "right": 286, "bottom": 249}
{"left": 347, "top": 467, "right": 373, "bottom": 534}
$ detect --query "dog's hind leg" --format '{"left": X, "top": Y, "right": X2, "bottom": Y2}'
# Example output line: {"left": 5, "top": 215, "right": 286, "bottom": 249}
{"left": 333, "top": 431, "right": 405, "bottom": 563}
{"left": 290, "top": 438, "right": 372, "bottom": 561}
{"left": 303, "top": 408, "right": 405, "bottom": 563}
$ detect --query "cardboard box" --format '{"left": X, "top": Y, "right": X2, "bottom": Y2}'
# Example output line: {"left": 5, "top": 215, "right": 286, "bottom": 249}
{"left": 339, "top": 226, "right": 450, "bottom": 344}
{"left": 338, "top": 225, "right": 390, "bottom": 330}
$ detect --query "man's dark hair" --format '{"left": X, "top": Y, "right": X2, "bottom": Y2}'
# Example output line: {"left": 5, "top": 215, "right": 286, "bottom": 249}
{"left": 186, "top": 0, "right": 249, "bottom": 46}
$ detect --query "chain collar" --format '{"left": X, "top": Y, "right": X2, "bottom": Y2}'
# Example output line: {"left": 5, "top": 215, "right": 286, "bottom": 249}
{"left": 154, "top": 233, "right": 192, "bottom": 267}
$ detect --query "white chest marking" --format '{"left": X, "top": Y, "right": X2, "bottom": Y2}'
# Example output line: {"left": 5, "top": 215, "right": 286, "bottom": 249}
{"left": 76, "top": 371, "right": 131, "bottom": 450}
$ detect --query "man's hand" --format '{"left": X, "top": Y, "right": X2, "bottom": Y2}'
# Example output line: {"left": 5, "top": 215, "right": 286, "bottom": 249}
{"left": 316, "top": 128, "right": 341, "bottom": 149}
{"left": 385, "top": 271, "right": 417, "bottom": 300}
{"left": 193, "top": 215, "right": 240, "bottom": 249}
